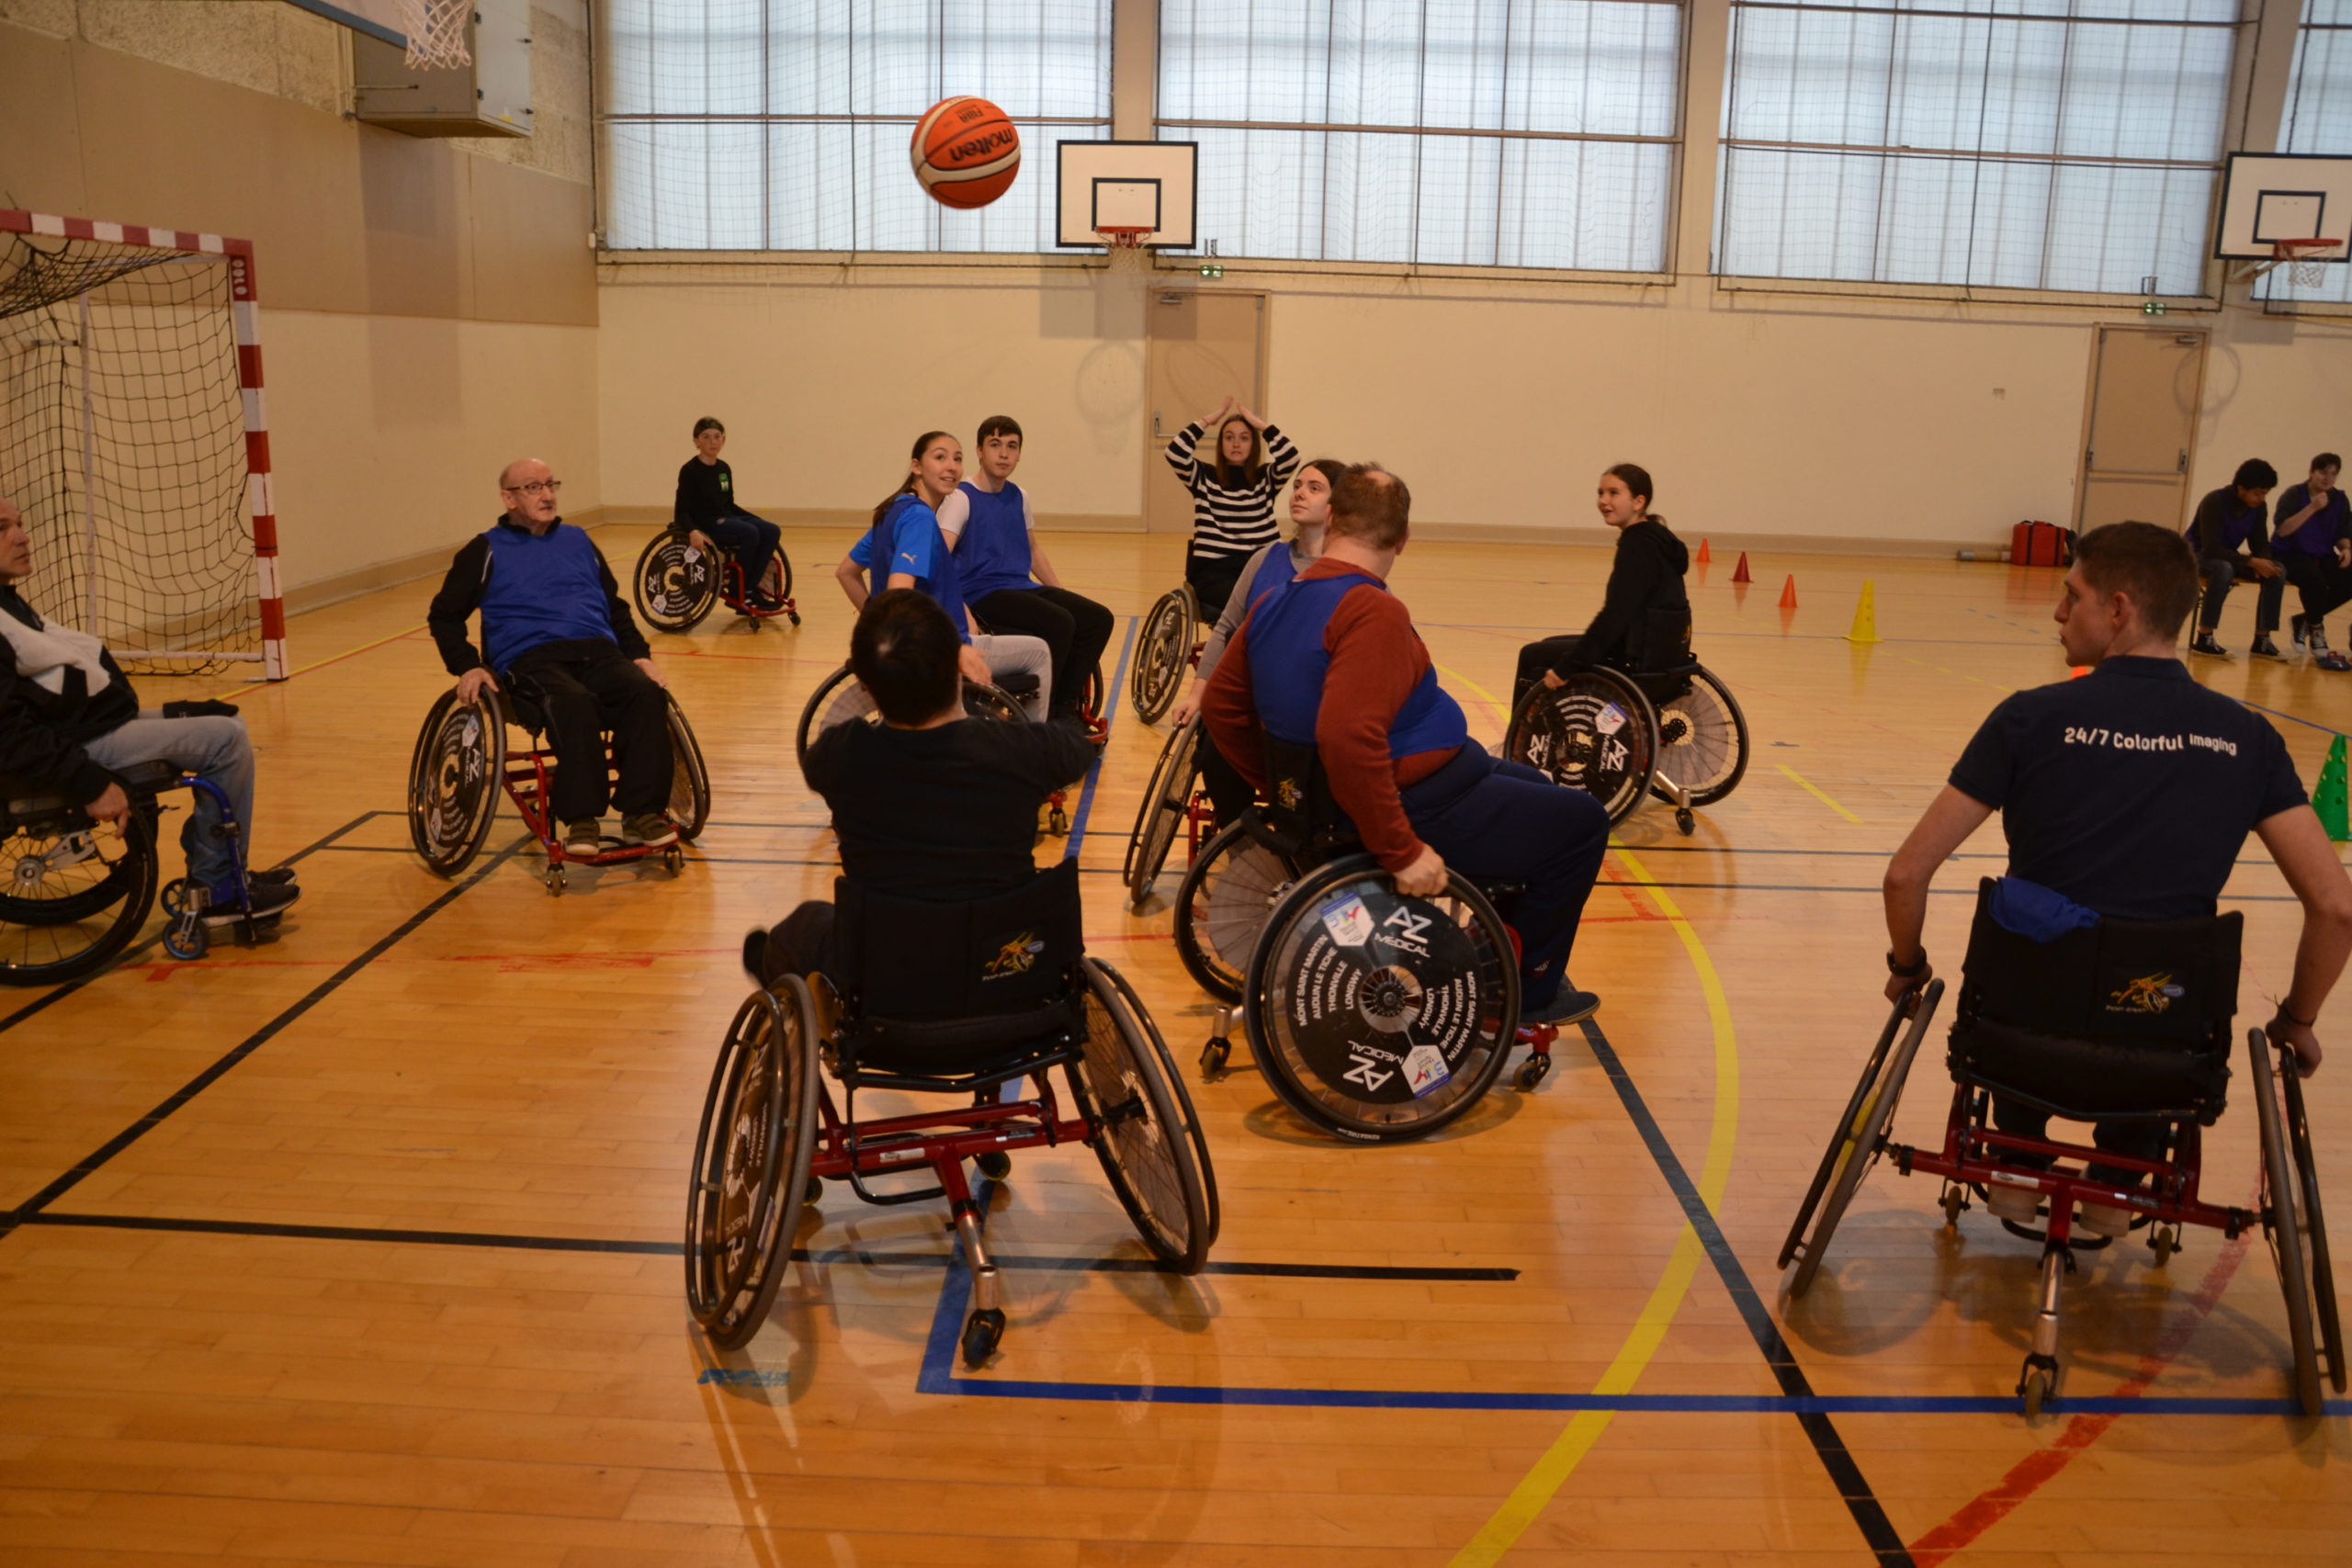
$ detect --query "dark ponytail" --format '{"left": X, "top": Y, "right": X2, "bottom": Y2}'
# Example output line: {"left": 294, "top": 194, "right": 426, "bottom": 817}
{"left": 873, "top": 429, "right": 956, "bottom": 527}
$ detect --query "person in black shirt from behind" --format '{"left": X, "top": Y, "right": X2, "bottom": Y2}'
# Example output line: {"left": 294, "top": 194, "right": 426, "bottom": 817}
{"left": 1514, "top": 463, "right": 1690, "bottom": 702}
{"left": 1883, "top": 521, "right": 2352, "bottom": 1235}
{"left": 674, "top": 417, "right": 785, "bottom": 608}
{"left": 2187, "top": 457, "right": 2286, "bottom": 660}
{"left": 744, "top": 590, "right": 1096, "bottom": 987}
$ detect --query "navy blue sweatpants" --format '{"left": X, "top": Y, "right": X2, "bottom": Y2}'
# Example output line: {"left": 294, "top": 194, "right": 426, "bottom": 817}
{"left": 1402, "top": 746, "right": 1610, "bottom": 1010}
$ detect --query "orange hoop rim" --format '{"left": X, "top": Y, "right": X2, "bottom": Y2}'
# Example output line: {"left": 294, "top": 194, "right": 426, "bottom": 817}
{"left": 2274, "top": 237, "right": 2345, "bottom": 256}
{"left": 1095, "top": 225, "right": 1150, "bottom": 249}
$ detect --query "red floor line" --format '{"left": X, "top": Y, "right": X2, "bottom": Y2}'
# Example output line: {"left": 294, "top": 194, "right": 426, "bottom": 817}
{"left": 1905, "top": 1201, "right": 2257, "bottom": 1565}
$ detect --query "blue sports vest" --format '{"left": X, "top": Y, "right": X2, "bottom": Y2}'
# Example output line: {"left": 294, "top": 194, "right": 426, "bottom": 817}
{"left": 866, "top": 494, "right": 971, "bottom": 642}
{"left": 955, "top": 481, "right": 1035, "bottom": 599}
{"left": 480, "top": 523, "right": 616, "bottom": 676}
{"left": 1244, "top": 567, "right": 1469, "bottom": 757}
{"left": 1238, "top": 541, "right": 1301, "bottom": 624}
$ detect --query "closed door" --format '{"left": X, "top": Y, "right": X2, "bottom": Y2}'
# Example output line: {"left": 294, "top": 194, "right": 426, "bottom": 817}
{"left": 2076, "top": 327, "right": 2207, "bottom": 535}
{"left": 1145, "top": 290, "right": 1267, "bottom": 535}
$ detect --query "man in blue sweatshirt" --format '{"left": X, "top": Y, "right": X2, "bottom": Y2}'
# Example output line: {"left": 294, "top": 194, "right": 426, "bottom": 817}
{"left": 428, "top": 458, "right": 675, "bottom": 856}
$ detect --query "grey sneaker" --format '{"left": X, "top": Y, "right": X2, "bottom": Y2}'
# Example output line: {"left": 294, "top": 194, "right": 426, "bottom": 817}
{"left": 2312, "top": 621, "right": 2332, "bottom": 653}
{"left": 562, "top": 818, "right": 603, "bottom": 856}
{"left": 621, "top": 813, "right": 678, "bottom": 848}
{"left": 2188, "top": 631, "right": 2228, "bottom": 658}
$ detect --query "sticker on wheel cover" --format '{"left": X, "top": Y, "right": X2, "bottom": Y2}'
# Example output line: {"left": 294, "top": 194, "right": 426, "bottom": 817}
{"left": 1319, "top": 892, "right": 1374, "bottom": 947}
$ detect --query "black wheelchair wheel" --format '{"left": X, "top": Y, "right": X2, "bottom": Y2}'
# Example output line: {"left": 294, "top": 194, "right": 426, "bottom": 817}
{"left": 1778, "top": 989, "right": 1923, "bottom": 1269}
{"left": 663, "top": 694, "right": 713, "bottom": 842}
{"left": 0, "top": 807, "right": 160, "bottom": 985}
{"left": 963, "top": 682, "right": 1026, "bottom": 725}
{"left": 685, "top": 979, "right": 823, "bottom": 1351}
{"left": 1649, "top": 665, "right": 1750, "bottom": 808}
{"left": 1096, "top": 956, "right": 1220, "bottom": 1246}
{"left": 634, "top": 531, "right": 722, "bottom": 634}
{"left": 794, "top": 665, "right": 873, "bottom": 773}
{"left": 1785, "top": 980, "right": 1941, "bottom": 1297}
{"left": 1504, "top": 670, "right": 1659, "bottom": 825}
{"left": 1129, "top": 586, "right": 1195, "bottom": 726}
{"left": 1241, "top": 855, "right": 1520, "bottom": 1144}
{"left": 1125, "top": 716, "right": 1202, "bottom": 907}
{"left": 2280, "top": 1044, "right": 2346, "bottom": 1396}
{"left": 2251, "top": 1029, "right": 2325, "bottom": 1416}
{"left": 1173, "top": 820, "right": 1295, "bottom": 1006}
{"left": 1072, "top": 957, "right": 1213, "bottom": 1270}
{"left": 408, "top": 689, "right": 505, "bottom": 877}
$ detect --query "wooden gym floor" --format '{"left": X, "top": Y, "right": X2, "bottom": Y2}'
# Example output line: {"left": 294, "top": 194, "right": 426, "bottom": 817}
{"left": 0, "top": 526, "right": 2346, "bottom": 1566}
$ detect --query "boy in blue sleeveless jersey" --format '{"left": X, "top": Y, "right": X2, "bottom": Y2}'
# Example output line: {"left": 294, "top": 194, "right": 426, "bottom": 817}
{"left": 428, "top": 458, "right": 677, "bottom": 857}
{"left": 1202, "top": 464, "right": 1612, "bottom": 1025}
{"left": 939, "top": 415, "right": 1114, "bottom": 727}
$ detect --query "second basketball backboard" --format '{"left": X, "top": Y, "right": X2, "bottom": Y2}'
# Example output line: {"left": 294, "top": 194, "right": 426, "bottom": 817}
{"left": 1057, "top": 141, "right": 1198, "bottom": 250}
{"left": 2214, "top": 152, "right": 2352, "bottom": 262}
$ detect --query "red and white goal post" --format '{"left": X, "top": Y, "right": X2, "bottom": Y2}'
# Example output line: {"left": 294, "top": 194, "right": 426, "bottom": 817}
{"left": 0, "top": 209, "right": 286, "bottom": 680}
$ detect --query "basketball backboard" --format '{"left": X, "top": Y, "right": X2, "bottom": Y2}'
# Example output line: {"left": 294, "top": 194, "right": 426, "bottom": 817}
{"left": 2214, "top": 152, "right": 2352, "bottom": 262}
{"left": 1057, "top": 141, "right": 1197, "bottom": 250}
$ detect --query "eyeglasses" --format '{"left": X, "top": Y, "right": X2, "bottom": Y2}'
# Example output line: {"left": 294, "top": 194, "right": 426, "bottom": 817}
{"left": 503, "top": 479, "right": 563, "bottom": 496}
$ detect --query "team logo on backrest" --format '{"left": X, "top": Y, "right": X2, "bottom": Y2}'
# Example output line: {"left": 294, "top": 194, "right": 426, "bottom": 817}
{"left": 983, "top": 931, "right": 1045, "bottom": 980}
{"left": 1276, "top": 777, "right": 1302, "bottom": 810}
{"left": 2106, "top": 972, "right": 2185, "bottom": 1014}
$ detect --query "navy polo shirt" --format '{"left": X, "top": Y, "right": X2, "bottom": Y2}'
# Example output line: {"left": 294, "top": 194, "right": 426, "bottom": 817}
{"left": 1950, "top": 656, "right": 2306, "bottom": 920}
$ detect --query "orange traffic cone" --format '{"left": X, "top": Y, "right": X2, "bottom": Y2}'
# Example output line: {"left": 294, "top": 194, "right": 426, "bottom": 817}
{"left": 1732, "top": 551, "right": 1752, "bottom": 584}
{"left": 1696, "top": 538, "right": 1712, "bottom": 565}
{"left": 1779, "top": 574, "right": 1798, "bottom": 609}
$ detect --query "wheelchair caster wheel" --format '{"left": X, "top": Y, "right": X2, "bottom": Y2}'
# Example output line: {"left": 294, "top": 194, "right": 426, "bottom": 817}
{"left": 975, "top": 1150, "right": 1012, "bottom": 1181}
{"left": 961, "top": 1307, "right": 1006, "bottom": 1368}
{"left": 545, "top": 864, "right": 567, "bottom": 897}
{"left": 787, "top": 611, "right": 802, "bottom": 627}
{"left": 1048, "top": 806, "right": 1069, "bottom": 836}
{"left": 1200, "top": 1037, "right": 1230, "bottom": 1080}
{"left": 1941, "top": 1185, "right": 1967, "bottom": 1229}
{"left": 1675, "top": 808, "right": 1695, "bottom": 836}
{"left": 2149, "top": 1224, "right": 2180, "bottom": 1268}
{"left": 1517, "top": 1053, "right": 1553, "bottom": 1091}
{"left": 2018, "top": 1358, "right": 2060, "bottom": 1418}
{"left": 663, "top": 845, "right": 684, "bottom": 874}
{"left": 161, "top": 877, "right": 191, "bottom": 918}
{"left": 803, "top": 1176, "right": 825, "bottom": 1208}
{"left": 163, "top": 917, "right": 208, "bottom": 962}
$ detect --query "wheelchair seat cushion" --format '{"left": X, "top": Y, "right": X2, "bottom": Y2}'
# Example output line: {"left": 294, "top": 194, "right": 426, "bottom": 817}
{"left": 843, "top": 995, "right": 1087, "bottom": 1081}
{"left": 1947, "top": 1016, "right": 2232, "bottom": 1124}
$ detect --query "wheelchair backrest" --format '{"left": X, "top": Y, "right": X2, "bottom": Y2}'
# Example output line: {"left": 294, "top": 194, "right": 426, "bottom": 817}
{"left": 833, "top": 859, "right": 1083, "bottom": 1020}
{"left": 1253, "top": 736, "right": 1359, "bottom": 860}
{"left": 1627, "top": 606, "right": 1693, "bottom": 673}
{"left": 1958, "top": 877, "right": 2241, "bottom": 1044}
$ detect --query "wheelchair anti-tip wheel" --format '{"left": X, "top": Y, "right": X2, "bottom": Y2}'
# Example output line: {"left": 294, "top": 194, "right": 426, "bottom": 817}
{"left": 2250, "top": 1028, "right": 2329, "bottom": 1416}
{"left": 1781, "top": 981, "right": 1942, "bottom": 1297}
{"left": 1125, "top": 716, "right": 1203, "bottom": 908}
{"left": 685, "top": 978, "right": 823, "bottom": 1351}
{"left": 0, "top": 807, "right": 161, "bottom": 985}
{"left": 795, "top": 664, "right": 1027, "bottom": 773}
{"left": 1129, "top": 585, "right": 1197, "bottom": 726}
{"left": 1505, "top": 670, "right": 1659, "bottom": 826}
{"left": 1095, "top": 956, "right": 1220, "bottom": 1246}
{"left": 408, "top": 689, "right": 506, "bottom": 877}
{"left": 1242, "top": 856, "right": 1521, "bottom": 1143}
{"left": 1648, "top": 665, "right": 1751, "bottom": 811}
{"left": 1174, "top": 820, "right": 1296, "bottom": 1006}
{"left": 633, "top": 532, "right": 723, "bottom": 634}
{"left": 1071, "top": 957, "right": 1215, "bottom": 1269}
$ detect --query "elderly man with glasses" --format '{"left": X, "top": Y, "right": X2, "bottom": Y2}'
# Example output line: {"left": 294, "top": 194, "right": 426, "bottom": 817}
{"left": 427, "top": 457, "right": 676, "bottom": 856}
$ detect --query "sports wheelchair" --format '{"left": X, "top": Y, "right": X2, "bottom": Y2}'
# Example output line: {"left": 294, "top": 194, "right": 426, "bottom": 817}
{"left": 0, "top": 758, "right": 277, "bottom": 983}
{"left": 1504, "top": 612, "right": 1748, "bottom": 833}
{"left": 1124, "top": 715, "right": 1219, "bottom": 908}
{"left": 1780, "top": 883, "right": 2342, "bottom": 1416}
{"left": 1174, "top": 740, "right": 1559, "bottom": 1139}
{"left": 1129, "top": 581, "right": 1204, "bottom": 726}
{"left": 632, "top": 527, "right": 799, "bottom": 634}
{"left": 684, "top": 860, "right": 1217, "bottom": 1364}
{"left": 408, "top": 681, "right": 711, "bottom": 895}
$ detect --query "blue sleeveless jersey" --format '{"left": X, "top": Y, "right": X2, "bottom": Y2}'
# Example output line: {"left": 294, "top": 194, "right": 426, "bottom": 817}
{"left": 856, "top": 494, "right": 970, "bottom": 641}
{"left": 1243, "top": 567, "right": 1468, "bottom": 757}
{"left": 1238, "top": 541, "right": 1299, "bottom": 625}
{"left": 479, "top": 523, "right": 616, "bottom": 676}
{"left": 955, "top": 481, "right": 1035, "bottom": 599}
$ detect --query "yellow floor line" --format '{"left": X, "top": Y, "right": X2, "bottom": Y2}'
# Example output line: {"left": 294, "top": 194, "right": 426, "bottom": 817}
{"left": 1435, "top": 660, "right": 1515, "bottom": 733}
{"left": 281, "top": 623, "right": 423, "bottom": 680}
{"left": 1447, "top": 845, "right": 1741, "bottom": 1566}
{"left": 1774, "top": 762, "right": 1862, "bottom": 824}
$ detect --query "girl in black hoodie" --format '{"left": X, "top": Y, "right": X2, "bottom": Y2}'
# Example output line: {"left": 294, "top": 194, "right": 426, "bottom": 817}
{"left": 1514, "top": 463, "right": 1690, "bottom": 700}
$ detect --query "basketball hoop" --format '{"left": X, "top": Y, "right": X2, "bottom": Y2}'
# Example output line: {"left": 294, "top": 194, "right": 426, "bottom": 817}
{"left": 2235, "top": 237, "right": 2344, "bottom": 288}
{"left": 1096, "top": 225, "right": 1150, "bottom": 251}
{"left": 396, "top": 0, "right": 472, "bottom": 68}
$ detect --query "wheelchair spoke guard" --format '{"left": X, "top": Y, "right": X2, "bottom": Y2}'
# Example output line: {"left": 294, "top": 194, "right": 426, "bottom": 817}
{"left": 1506, "top": 671, "right": 1658, "bottom": 826}
{"left": 407, "top": 690, "right": 505, "bottom": 877}
{"left": 634, "top": 532, "right": 721, "bottom": 635}
{"left": 1129, "top": 586, "right": 1195, "bottom": 727}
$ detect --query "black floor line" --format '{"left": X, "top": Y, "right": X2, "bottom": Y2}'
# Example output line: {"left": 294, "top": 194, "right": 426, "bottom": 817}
{"left": 0, "top": 836, "right": 527, "bottom": 1243}
{"left": 0, "top": 807, "right": 382, "bottom": 1040}
{"left": 1576, "top": 1017, "right": 1916, "bottom": 1568}
{"left": 19, "top": 1209, "right": 1516, "bottom": 1280}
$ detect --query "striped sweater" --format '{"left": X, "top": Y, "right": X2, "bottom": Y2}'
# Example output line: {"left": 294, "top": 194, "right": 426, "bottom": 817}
{"left": 1164, "top": 422, "right": 1301, "bottom": 558}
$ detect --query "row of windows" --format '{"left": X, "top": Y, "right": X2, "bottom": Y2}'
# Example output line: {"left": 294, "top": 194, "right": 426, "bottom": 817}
{"left": 598, "top": 0, "right": 2310, "bottom": 298}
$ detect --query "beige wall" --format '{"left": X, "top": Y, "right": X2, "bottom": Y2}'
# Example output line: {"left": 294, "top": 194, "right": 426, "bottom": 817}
{"left": 0, "top": 0, "right": 598, "bottom": 604}
{"left": 597, "top": 263, "right": 2352, "bottom": 552}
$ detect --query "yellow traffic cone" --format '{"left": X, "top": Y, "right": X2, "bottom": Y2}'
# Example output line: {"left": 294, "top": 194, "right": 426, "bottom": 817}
{"left": 1845, "top": 581, "right": 1881, "bottom": 644}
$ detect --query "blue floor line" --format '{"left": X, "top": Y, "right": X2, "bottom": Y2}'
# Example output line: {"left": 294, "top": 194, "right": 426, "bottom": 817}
{"left": 1059, "top": 615, "right": 1137, "bottom": 866}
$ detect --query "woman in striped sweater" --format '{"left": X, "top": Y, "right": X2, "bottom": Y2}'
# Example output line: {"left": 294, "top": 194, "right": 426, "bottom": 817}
{"left": 1164, "top": 394, "right": 1300, "bottom": 622}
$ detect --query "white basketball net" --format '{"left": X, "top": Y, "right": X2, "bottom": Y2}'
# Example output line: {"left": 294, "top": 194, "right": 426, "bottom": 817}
{"left": 397, "top": 0, "right": 472, "bottom": 68}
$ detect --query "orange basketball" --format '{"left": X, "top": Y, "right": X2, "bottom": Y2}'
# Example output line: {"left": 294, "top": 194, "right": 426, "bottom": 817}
{"left": 911, "top": 97, "right": 1022, "bottom": 209}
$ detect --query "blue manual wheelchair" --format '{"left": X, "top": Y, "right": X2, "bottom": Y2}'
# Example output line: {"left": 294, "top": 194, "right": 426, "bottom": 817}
{"left": 684, "top": 860, "right": 1216, "bottom": 1364}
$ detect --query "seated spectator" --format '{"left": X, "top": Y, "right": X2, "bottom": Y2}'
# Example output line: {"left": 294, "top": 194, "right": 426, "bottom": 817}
{"left": 2188, "top": 458, "right": 2286, "bottom": 660}
{"left": 2273, "top": 452, "right": 2352, "bottom": 670}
